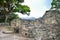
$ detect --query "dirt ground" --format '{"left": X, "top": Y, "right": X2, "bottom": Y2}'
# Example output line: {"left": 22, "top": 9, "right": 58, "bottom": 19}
{"left": 0, "top": 32, "right": 34, "bottom": 40}
{"left": 0, "top": 27, "right": 35, "bottom": 40}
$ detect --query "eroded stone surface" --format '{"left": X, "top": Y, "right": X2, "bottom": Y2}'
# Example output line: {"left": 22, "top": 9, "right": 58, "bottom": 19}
{"left": 0, "top": 10, "right": 60, "bottom": 40}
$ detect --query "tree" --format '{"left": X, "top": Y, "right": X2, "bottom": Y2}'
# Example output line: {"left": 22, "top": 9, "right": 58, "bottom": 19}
{"left": 7, "top": 13, "right": 19, "bottom": 23}
{"left": 0, "top": 0, "right": 30, "bottom": 23}
{"left": 51, "top": 0, "right": 60, "bottom": 9}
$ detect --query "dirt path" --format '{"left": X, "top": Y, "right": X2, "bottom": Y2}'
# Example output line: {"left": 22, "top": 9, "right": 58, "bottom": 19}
{"left": 0, "top": 34, "right": 35, "bottom": 40}
{"left": 0, "top": 31, "right": 34, "bottom": 40}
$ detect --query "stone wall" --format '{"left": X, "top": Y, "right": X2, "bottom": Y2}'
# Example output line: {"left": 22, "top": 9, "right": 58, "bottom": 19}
{"left": 0, "top": 23, "right": 9, "bottom": 27}
{"left": 10, "top": 10, "right": 60, "bottom": 40}
{"left": 0, "top": 10, "right": 60, "bottom": 40}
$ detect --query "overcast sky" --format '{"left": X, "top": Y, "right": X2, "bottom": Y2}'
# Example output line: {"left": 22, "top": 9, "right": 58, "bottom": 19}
{"left": 16, "top": 0, "right": 52, "bottom": 18}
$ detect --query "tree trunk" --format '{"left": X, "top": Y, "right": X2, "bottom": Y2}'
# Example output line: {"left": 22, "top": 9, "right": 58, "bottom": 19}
{"left": 5, "top": 15, "right": 8, "bottom": 23}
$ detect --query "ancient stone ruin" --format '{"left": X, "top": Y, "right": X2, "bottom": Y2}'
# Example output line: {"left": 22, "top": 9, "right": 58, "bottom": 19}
{"left": 10, "top": 10, "right": 60, "bottom": 40}
{"left": 0, "top": 10, "right": 60, "bottom": 40}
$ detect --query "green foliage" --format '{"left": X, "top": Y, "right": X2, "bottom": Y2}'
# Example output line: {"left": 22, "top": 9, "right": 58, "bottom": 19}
{"left": 0, "top": 0, "right": 30, "bottom": 22}
{"left": 13, "top": 4, "right": 30, "bottom": 14}
{"left": 0, "top": 0, "right": 30, "bottom": 14}
{"left": 51, "top": 0, "right": 60, "bottom": 9}
{"left": 0, "top": 19, "right": 5, "bottom": 22}
{"left": 17, "top": 0, "right": 24, "bottom": 3}
{"left": 7, "top": 13, "right": 19, "bottom": 23}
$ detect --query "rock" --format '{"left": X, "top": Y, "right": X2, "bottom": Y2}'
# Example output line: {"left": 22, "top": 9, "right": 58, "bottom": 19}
{"left": 3, "top": 31, "right": 13, "bottom": 34}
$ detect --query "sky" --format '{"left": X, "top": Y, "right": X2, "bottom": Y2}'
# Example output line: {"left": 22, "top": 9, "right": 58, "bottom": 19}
{"left": 16, "top": 0, "right": 52, "bottom": 18}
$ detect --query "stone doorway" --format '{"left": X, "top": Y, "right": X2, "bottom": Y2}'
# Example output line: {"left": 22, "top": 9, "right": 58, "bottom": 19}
{"left": 14, "top": 27, "right": 19, "bottom": 33}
